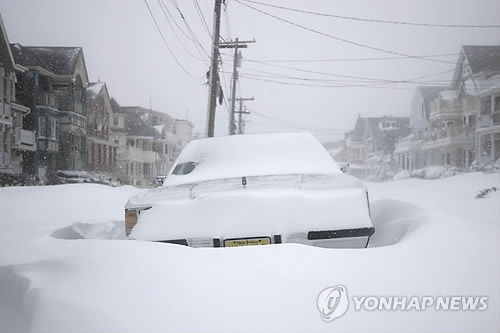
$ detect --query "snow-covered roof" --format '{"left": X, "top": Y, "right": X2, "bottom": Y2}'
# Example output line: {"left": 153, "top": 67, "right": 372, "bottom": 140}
{"left": 164, "top": 132, "right": 342, "bottom": 186}
{"left": 153, "top": 125, "right": 164, "bottom": 135}
{"left": 87, "top": 82, "right": 105, "bottom": 96}
{"left": 10, "top": 44, "right": 82, "bottom": 75}
{"left": 463, "top": 45, "right": 500, "bottom": 75}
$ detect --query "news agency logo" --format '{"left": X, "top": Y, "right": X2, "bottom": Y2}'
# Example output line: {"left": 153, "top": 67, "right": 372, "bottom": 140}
{"left": 317, "top": 285, "right": 489, "bottom": 322}
{"left": 317, "top": 285, "right": 349, "bottom": 321}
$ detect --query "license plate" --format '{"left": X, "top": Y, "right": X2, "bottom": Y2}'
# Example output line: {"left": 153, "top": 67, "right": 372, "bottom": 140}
{"left": 224, "top": 237, "right": 271, "bottom": 247}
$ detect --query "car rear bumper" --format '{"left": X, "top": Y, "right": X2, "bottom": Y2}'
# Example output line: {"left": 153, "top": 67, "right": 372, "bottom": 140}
{"left": 151, "top": 226, "right": 375, "bottom": 249}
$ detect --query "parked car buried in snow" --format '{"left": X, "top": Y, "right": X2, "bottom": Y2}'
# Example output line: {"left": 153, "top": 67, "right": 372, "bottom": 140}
{"left": 124, "top": 133, "right": 374, "bottom": 248}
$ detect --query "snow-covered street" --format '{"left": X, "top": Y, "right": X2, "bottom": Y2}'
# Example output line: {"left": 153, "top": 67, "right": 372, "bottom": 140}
{"left": 0, "top": 172, "right": 498, "bottom": 332}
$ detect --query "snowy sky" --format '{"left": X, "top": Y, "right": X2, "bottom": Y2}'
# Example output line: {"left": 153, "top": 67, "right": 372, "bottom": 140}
{"left": 0, "top": 0, "right": 499, "bottom": 141}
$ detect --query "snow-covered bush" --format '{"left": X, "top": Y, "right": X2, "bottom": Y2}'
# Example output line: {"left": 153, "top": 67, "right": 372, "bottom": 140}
{"left": 393, "top": 170, "right": 410, "bottom": 180}
{"left": 475, "top": 187, "right": 499, "bottom": 199}
{"left": 405, "top": 166, "right": 459, "bottom": 180}
{"left": 422, "top": 166, "right": 448, "bottom": 179}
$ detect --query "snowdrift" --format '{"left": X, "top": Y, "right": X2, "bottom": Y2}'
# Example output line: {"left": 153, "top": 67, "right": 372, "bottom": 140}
{"left": 0, "top": 173, "right": 498, "bottom": 332}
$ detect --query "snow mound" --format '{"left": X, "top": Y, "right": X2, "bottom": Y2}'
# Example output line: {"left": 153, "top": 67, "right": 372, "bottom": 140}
{"left": 369, "top": 199, "right": 428, "bottom": 247}
{"left": 393, "top": 170, "right": 410, "bottom": 180}
{"left": 52, "top": 221, "right": 125, "bottom": 240}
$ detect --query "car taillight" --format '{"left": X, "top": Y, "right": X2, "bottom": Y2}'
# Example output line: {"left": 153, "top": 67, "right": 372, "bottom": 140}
{"left": 125, "top": 209, "right": 138, "bottom": 237}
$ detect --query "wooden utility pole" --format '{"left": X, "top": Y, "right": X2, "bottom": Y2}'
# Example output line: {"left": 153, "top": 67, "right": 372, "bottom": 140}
{"left": 231, "top": 97, "right": 253, "bottom": 134}
{"left": 206, "top": 0, "right": 223, "bottom": 138}
{"left": 220, "top": 39, "right": 255, "bottom": 135}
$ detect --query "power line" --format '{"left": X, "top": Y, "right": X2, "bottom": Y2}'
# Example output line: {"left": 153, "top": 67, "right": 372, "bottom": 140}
{"left": 234, "top": 0, "right": 457, "bottom": 64}
{"left": 237, "top": 62, "right": 457, "bottom": 85}
{"left": 238, "top": 53, "right": 460, "bottom": 63}
{"left": 193, "top": 0, "right": 213, "bottom": 38}
{"left": 250, "top": 122, "right": 347, "bottom": 134}
{"left": 143, "top": 0, "right": 200, "bottom": 79}
{"left": 159, "top": 0, "right": 210, "bottom": 59}
{"left": 163, "top": 0, "right": 211, "bottom": 57}
{"left": 237, "top": 68, "right": 454, "bottom": 85}
{"left": 156, "top": 0, "right": 208, "bottom": 63}
{"left": 239, "top": 74, "right": 433, "bottom": 90}
{"left": 251, "top": 110, "right": 347, "bottom": 132}
{"left": 239, "top": 0, "right": 500, "bottom": 28}
{"left": 223, "top": 3, "right": 233, "bottom": 41}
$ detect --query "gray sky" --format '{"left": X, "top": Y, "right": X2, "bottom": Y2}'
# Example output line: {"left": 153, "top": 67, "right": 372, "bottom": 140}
{"left": 1, "top": 0, "right": 499, "bottom": 142}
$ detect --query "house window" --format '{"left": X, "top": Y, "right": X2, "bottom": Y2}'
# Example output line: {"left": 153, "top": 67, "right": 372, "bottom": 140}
{"left": 480, "top": 135, "right": 492, "bottom": 156}
{"left": 481, "top": 96, "right": 492, "bottom": 115}
{"left": 494, "top": 95, "right": 500, "bottom": 113}
{"left": 3, "top": 74, "right": 8, "bottom": 102}
{"left": 114, "top": 139, "right": 120, "bottom": 144}
{"left": 143, "top": 163, "right": 151, "bottom": 177}
{"left": 113, "top": 116, "right": 119, "bottom": 126}
{"left": 164, "top": 144, "right": 168, "bottom": 154}
{"left": 39, "top": 117, "right": 47, "bottom": 138}
{"left": 494, "top": 133, "right": 500, "bottom": 160}
{"left": 50, "top": 118, "right": 58, "bottom": 140}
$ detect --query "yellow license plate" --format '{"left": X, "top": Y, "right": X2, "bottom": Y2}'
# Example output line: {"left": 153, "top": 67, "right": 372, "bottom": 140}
{"left": 225, "top": 237, "right": 271, "bottom": 247}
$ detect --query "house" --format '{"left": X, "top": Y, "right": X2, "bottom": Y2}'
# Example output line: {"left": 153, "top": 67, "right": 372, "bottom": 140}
{"left": 172, "top": 118, "right": 194, "bottom": 150}
{"left": 110, "top": 105, "right": 164, "bottom": 186}
{"left": 0, "top": 14, "right": 33, "bottom": 179}
{"left": 453, "top": 45, "right": 500, "bottom": 166}
{"left": 420, "top": 88, "right": 475, "bottom": 168}
{"left": 86, "top": 82, "right": 117, "bottom": 174}
{"left": 364, "top": 116, "right": 410, "bottom": 179}
{"left": 343, "top": 115, "right": 410, "bottom": 179}
{"left": 395, "top": 86, "right": 448, "bottom": 171}
{"left": 416, "top": 45, "right": 500, "bottom": 169}
{"left": 109, "top": 103, "right": 193, "bottom": 186}
{"left": 11, "top": 43, "right": 90, "bottom": 181}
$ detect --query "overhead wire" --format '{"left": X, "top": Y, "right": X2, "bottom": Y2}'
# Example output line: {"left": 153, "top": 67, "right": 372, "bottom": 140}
{"left": 250, "top": 109, "right": 347, "bottom": 132}
{"left": 163, "top": 0, "right": 211, "bottom": 58}
{"left": 156, "top": 0, "right": 208, "bottom": 63}
{"left": 234, "top": 0, "right": 457, "bottom": 65}
{"left": 142, "top": 0, "right": 200, "bottom": 79}
{"left": 233, "top": 63, "right": 459, "bottom": 87}
{"left": 238, "top": 53, "right": 460, "bottom": 63}
{"left": 193, "top": 0, "right": 213, "bottom": 39}
{"left": 238, "top": 0, "right": 500, "bottom": 28}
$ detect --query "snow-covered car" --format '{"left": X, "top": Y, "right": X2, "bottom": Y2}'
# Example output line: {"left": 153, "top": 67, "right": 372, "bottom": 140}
{"left": 52, "top": 170, "right": 100, "bottom": 185}
{"left": 124, "top": 133, "right": 374, "bottom": 248}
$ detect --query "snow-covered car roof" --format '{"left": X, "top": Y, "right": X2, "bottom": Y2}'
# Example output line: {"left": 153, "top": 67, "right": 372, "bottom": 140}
{"left": 163, "top": 132, "right": 342, "bottom": 186}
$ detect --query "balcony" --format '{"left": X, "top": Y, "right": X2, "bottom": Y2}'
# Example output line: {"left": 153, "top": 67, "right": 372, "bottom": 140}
{"left": 36, "top": 93, "right": 56, "bottom": 107}
{"left": 56, "top": 97, "right": 72, "bottom": 111}
{"left": 423, "top": 125, "right": 474, "bottom": 149}
{"left": 12, "top": 128, "right": 36, "bottom": 151}
{"left": 119, "top": 146, "right": 158, "bottom": 163}
{"left": 429, "top": 100, "right": 460, "bottom": 120}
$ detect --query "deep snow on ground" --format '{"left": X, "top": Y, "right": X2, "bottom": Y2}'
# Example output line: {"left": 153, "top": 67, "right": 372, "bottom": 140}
{"left": 0, "top": 172, "right": 498, "bottom": 332}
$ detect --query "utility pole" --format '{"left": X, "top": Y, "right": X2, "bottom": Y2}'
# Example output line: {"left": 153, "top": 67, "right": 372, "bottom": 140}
{"left": 206, "top": 0, "right": 223, "bottom": 138}
{"left": 231, "top": 97, "right": 253, "bottom": 134}
{"left": 220, "top": 38, "right": 255, "bottom": 135}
